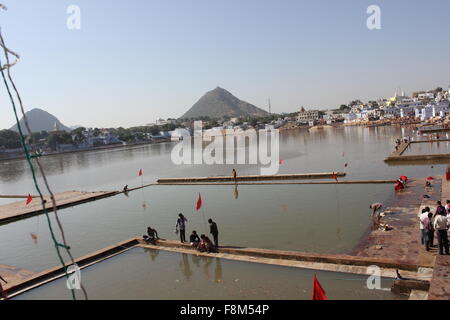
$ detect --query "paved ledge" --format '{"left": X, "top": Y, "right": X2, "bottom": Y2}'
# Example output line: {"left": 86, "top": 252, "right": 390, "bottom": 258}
{"left": 141, "top": 239, "right": 420, "bottom": 272}
{"left": 0, "top": 190, "right": 119, "bottom": 225}
{"left": 157, "top": 172, "right": 346, "bottom": 183}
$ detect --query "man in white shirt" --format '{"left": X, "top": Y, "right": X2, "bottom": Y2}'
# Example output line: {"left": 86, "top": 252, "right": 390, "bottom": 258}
{"left": 419, "top": 208, "right": 431, "bottom": 247}
{"left": 433, "top": 211, "right": 449, "bottom": 255}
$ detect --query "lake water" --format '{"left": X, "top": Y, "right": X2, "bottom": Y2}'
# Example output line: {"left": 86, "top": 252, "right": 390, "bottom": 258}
{"left": 403, "top": 140, "right": 450, "bottom": 156}
{"left": 13, "top": 247, "right": 404, "bottom": 300}
{"left": 0, "top": 126, "right": 441, "bottom": 299}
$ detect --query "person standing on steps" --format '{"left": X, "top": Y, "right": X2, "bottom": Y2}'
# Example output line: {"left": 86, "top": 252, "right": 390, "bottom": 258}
{"left": 208, "top": 218, "right": 219, "bottom": 248}
{"left": 176, "top": 213, "right": 188, "bottom": 243}
{"left": 433, "top": 209, "right": 449, "bottom": 255}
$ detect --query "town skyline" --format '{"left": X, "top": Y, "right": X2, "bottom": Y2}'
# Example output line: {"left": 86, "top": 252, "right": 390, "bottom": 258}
{"left": 2, "top": 84, "right": 448, "bottom": 131}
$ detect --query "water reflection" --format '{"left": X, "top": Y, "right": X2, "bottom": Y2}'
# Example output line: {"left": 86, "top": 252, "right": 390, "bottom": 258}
{"left": 180, "top": 253, "right": 192, "bottom": 280}
{"left": 214, "top": 258, "right": 222, "bottom": 283}
{"left": 144, "top": 247, "right": 160, "bottom": 261}
{"left": 175, "top": 251, "right": 223, "bottom": 283}
{"left": 233, "top": 185, "right": 239, "bottom": 199}
{"left": 0, "top": 159, "right": 26, "bottom": 181}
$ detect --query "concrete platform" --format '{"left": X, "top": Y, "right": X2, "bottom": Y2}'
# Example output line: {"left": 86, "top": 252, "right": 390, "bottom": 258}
{"left": 0, "top": 265, "right": 36, "bottom": 292}
{"left": 428, "top": 176, "right": 450, "bottom": 300}
{"left": 353, "top": 178, "right": 439, "bottom": 267}
{"left": 0, "top": 190, "right": 118, "bottom": 225}
{"left": 157, "top": 172, "right": 346, "bottom": 183}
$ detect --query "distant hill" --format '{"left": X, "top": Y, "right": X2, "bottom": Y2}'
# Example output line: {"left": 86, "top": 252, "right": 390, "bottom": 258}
{"left": 180, "top": 87, "right": 269, "bottom": 120}
{"left": 10, "top": 108, "right": 71, "bottom": 134}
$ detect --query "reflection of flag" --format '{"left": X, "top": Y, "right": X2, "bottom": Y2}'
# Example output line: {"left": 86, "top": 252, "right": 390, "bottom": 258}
{"left": 312, "top": 275, "right": 327, "bottom": 300}
{"left": 26, "top": 194, "right": 33, "bottom": 205}
{"left": 139, "top": 169, "right": 143, "bottom": 176}
{"left": 280, "top": 159, "right": 283, "bottom": 165}
{"left": 196, "top": 193, "right": 202, "bottom": 211}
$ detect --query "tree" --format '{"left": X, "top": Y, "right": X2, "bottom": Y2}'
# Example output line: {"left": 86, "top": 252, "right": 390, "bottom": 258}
{"left": 72, "top": 127, "right": 86, "bottom": 144}
{"left": 149, "top": 126, "right": 160, "bottom": 136}
{"left": 0, "top": 129, "right": 21, "bottom": 149}
{"left": 46, "top": 132, "right": 73, "bottom": 151}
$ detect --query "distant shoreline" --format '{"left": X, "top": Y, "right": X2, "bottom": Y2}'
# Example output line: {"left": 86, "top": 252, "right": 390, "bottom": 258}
{"left": 0, "top": 138, "right": 174, "bottom": 163}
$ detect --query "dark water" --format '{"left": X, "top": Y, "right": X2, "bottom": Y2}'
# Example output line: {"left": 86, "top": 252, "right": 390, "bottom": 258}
{"left": 13, "top": 247, "right": 405, "bottom": 300}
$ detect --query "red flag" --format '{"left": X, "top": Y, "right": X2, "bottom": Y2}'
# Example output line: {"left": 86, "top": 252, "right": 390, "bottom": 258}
{"left": 26, "top": 193, "right": 33, "bottom": 205}
{"left": 312, "top": 275, "right": 327, "bottom": 300}
{"left": 196, "top": 193, "right": 202, "bottom": 211}
{"left": 332, "top": 172, "right": 338, "bottom": 182}
{"left": 279, "top": 159, "right": 283, "bottom": 165}
{"left": 138, "top": 169, "right": 143, "bottom": 177}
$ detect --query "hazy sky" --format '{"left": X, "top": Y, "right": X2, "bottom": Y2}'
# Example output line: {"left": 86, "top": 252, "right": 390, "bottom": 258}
{"left": 0, "top": 0, "right": 449, "bottom": 129}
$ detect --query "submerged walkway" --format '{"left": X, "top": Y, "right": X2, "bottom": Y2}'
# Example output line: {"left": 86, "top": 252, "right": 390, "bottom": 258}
{"left": 157, "top": 172, "right": 346, "bottom": 183}
{"left": 0, "top": 190, "right": 118, "bottom": 225}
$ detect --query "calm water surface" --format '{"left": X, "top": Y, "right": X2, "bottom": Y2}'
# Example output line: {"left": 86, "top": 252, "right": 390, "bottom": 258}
{"left": 0, "top": 126, "right": 441, "bottom": 299}
{"left": 14, "top": 247, "right": 405, "bottom": 300}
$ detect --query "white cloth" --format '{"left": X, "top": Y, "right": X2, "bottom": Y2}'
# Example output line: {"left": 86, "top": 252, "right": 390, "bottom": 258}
{"left": 433, "top": 215, "right": 448, "bottom": 231}
{"left": 419, "top": 212, "right": 430, "bottom": 230}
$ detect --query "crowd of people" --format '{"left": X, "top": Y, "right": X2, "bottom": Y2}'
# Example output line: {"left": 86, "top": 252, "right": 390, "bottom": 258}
{"left": 419, "top": 201, "right": 450, "bottom": 255}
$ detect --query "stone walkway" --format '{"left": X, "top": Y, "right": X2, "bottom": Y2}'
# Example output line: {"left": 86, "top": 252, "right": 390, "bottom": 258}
{"left": 353, "top": 178, "right": 438, "bottom": 269}
{"left": 0, "top": 190, "right": 118, "bottom": 225}
{"left": 428, "top": 176, "right": 450, "bottom": 300}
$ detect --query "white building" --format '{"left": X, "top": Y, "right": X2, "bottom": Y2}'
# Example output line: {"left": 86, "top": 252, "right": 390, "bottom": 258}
{"left": 170, "top": 128, "right": 191, "bottom": 141}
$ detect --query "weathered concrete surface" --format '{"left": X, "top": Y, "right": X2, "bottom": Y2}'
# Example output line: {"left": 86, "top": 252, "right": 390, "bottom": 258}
{"left": 386, "top": 154, "right": 450, "bottom": 162}
{"left": 139, "top": 239, "right": 424, "bottom": 277}
{"left": 385, "top": 140, "right": 450, "bottom": 162}
{"left": 157, "top": 172, "right": 346, "bottom": 183}
{"left": 428, "top": 176, "right": 450, "bottom": 300}
{"left": 428, "top": 255, "right": 450, "bottom": 300}
{"left": 353, "top": 178, "right": 439, "bottom": 269}
{"left": 409, "top": 290, "right": 429, "bottom": 300}
{"left": 0, "top": 265, "right": 36, "bottom": 292}
{"left": 156, "top": 180, "right": 397, "bottom": 186}
{"left": 0, "top": 190, "right": 118, "bottom": 225}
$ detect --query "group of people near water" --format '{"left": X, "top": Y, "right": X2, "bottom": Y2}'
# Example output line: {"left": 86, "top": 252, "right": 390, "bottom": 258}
{"left": 176, "top": 213, "right": 219, "bottom": 252}
{"left": 143, "top": 213, "right": 220, "bottom": 253}
{"left": 419, "top": 201, "right": 450, "bottom": 255}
